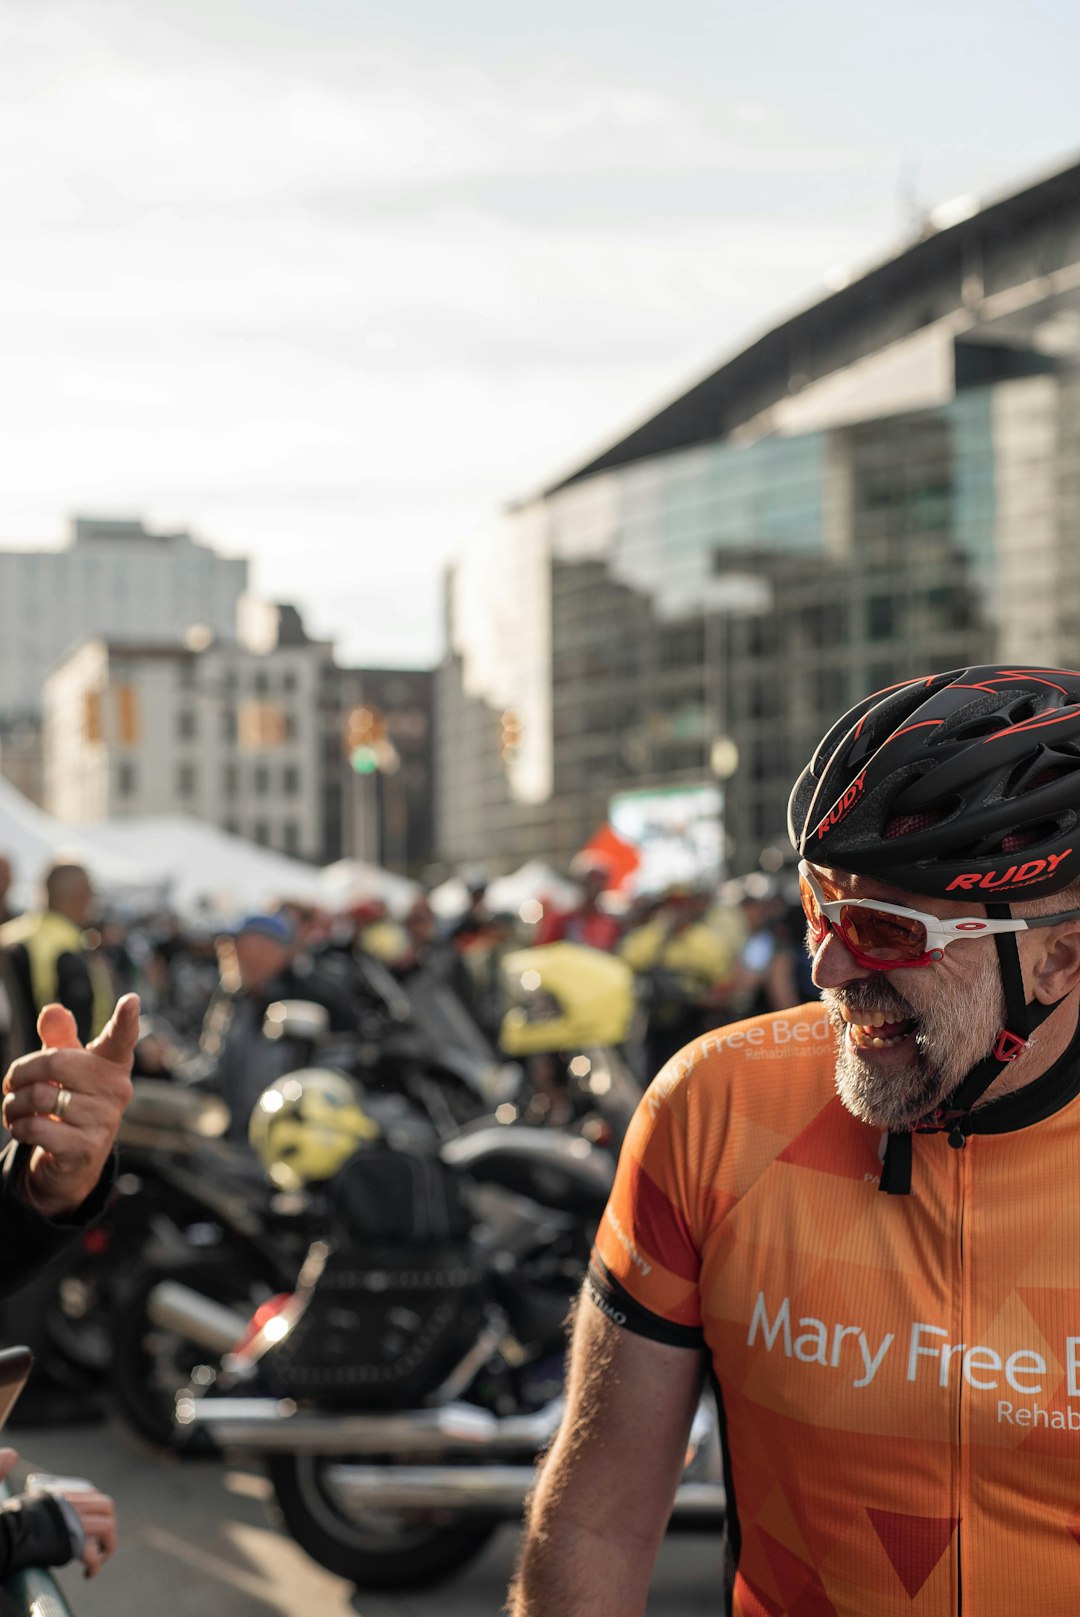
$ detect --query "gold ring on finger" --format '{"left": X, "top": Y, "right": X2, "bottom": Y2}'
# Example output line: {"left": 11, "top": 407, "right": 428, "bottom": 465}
{"left": 53, "top": 1087, "right": 73, "bottom": 1120}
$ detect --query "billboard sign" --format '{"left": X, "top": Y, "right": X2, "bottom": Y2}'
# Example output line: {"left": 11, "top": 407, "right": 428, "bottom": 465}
{"left": 609, "top": 783, "right": 723, "bottom": 893}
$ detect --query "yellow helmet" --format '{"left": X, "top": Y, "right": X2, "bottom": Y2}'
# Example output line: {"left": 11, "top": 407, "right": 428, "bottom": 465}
{"left": 499, "top": 942, "right": 635, "bottom": 1054}
{"left": 248, "top": 1068, "right": 381, "bottom": 1191}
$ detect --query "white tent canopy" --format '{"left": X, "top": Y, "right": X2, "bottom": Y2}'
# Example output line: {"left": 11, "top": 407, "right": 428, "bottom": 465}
{"left": 427, "top": 875, "right": 469, "bottom": 920}
{"left": 316, "top": 859, "right": 420, "bottom": 915}
{"left": 429, "top": 860, "right": 581, "bottom": 922}
{"left": 486, "top": 860, "right": 580, "bottom": 916}
{"left": 0, "top": 777, "right": 161, "bottom": 909}
{"left": 76, "top": 815, "right": 327, "bottom": 922}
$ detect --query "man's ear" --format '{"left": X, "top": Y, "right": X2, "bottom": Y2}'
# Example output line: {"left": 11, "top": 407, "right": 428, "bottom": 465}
{"left": 1028, "top": 921, "right": 1080, "bottom": 1004}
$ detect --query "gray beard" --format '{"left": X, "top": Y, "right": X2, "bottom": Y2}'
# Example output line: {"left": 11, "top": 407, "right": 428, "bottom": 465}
{"left": 823, "top": 952, "right": 1006, "bottom": 1131}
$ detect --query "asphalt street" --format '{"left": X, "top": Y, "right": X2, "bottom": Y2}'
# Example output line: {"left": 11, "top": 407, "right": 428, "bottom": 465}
{"left": 6, "top": 1417, "right": 722, "bottom": 1615}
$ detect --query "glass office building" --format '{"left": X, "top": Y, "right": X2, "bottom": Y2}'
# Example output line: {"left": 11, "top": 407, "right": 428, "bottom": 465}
{"left": 438, "top": 159, "right": 1080, "bottom": 878}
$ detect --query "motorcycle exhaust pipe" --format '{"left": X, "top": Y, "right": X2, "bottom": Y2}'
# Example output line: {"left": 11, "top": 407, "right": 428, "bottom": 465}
{"left": 147, "top": 1282, "right": 249, "bottom": 1357}
{"left": 177, "top": 1395, "right": 564, "bottom": 1456}
{"left": 327, "top": 1463, "right": 544, "bottom": 1515}
{"left": 320, "top": 1463, "right": 725, "bottom": 1519}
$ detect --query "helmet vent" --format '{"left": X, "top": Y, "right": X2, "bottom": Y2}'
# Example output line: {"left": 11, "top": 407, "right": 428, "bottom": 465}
{"left": 1000, "top": 817, "right": 1069, "bottom": 853}
{"left": 885, "top": 810, "right": 945, "bottom": 839}
{"left": 949, "top": 715, "right": 1012, "bottom": 741}
{"left": 1004, "top": 764, "right": 1070, "bottom": 798}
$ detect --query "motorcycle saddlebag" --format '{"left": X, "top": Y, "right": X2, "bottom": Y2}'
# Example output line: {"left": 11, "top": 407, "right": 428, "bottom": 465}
{"left": 263, "top": 1243, "right": 487, "bottom": 1409}
{"left": 262, "top": 1145, "right": 487, "bottom": 1409}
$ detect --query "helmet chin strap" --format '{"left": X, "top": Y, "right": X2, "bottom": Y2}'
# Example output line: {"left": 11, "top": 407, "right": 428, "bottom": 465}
{"left": 879, "top": 904, "right": 1066, "bottom": 1195}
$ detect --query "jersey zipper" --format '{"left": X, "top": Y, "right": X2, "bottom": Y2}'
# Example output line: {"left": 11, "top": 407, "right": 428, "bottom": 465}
{"left": 954, "top": 1134, "right": 968, "bottom": 1615}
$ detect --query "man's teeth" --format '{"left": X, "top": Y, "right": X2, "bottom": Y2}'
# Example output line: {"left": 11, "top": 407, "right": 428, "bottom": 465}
{"left": 840, "top": 1008, "right": 913, "bottom": 1048}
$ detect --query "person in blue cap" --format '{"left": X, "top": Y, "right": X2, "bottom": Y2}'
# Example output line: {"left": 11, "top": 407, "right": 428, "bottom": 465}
{"left": 192, "top": 911, "right": 354, "bottom": 1142}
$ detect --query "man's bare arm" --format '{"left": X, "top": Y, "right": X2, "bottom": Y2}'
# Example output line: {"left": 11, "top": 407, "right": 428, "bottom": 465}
{"left": 507, "top": 1289, "right": 703, "bottom": 1617}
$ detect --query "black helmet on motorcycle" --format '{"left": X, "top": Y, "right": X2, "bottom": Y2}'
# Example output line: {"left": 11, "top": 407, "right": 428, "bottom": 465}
{"left": 788, "top": 666, "right": 1080, "bottom": 899}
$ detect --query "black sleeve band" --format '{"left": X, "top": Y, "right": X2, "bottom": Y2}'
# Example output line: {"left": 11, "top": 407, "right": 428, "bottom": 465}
{"left": 586, "top": 1257, "right": 705, "bottom": 1350}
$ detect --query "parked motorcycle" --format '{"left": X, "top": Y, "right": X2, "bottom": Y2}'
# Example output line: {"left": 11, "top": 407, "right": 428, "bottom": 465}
{"left": 498, "top": 941, "right": 644, "bottom": 1138}
{"left": 104, "top": 968, "right": 512, "bottom": 1450}
{"left": 167, "top": 1101, "right": 723, "bottom": 1589}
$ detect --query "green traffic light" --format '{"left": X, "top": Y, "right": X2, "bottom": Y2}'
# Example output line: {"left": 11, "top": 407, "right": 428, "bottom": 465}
{"left": 350, "top": 745, "right": 379, "bottom": 774}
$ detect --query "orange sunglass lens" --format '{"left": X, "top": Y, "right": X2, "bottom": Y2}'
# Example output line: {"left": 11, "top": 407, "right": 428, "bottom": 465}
{"left": 839, "top": 905, "right": 928, "bottom": 962}
{"left": 799, "top": 881, "right": 828, "bottom": 942}
{"left": 800, "top": 876, "right": 929, "bottom": 963}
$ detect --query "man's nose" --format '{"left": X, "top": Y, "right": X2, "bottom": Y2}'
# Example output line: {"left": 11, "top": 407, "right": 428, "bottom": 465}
{"left": 810, "top": 924, "right": 873, "bottom": 990}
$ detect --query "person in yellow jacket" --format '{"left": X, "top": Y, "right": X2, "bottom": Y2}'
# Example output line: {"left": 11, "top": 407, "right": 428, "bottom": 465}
{"left": 619, "top": 885, "right": 742, "bottom": 1073}
{"left": 0, "top": 864, "right": 112, "bottom": 1054}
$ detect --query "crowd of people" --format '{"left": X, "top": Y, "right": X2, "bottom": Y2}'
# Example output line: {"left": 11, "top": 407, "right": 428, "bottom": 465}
{"left": 0, "top": 850, "right": 815, "bottom": 1133}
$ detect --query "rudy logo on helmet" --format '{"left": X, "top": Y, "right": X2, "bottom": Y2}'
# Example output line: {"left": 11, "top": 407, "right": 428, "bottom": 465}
{"left": 814, "top": 769, "right": 869, "bottom": 841}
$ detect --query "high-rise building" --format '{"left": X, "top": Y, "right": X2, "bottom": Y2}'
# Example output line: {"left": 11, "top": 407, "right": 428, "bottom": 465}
{"left": 438, "top": 157, "right": 1080, "bottom": 879}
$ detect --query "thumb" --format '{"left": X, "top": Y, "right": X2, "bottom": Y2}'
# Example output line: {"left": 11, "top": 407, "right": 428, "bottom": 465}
{"left": 88, "top": 993, "right": 142, "bottom": 1068}
{"left": 37, "top": 1005, "right": 83, "bottom": 1052}
{"left": 0, "top": 1448, "right": 18, "bottom": 1482}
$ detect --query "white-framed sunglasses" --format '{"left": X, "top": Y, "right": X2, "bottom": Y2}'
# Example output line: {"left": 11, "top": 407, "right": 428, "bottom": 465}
{"left": 798, "top": 860, "right": 1080, "bottom": 971}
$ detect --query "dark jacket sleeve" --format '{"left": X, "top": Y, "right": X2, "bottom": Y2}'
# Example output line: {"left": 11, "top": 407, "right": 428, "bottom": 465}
{"left": 0, "top": 1143, "right": 116, "bottom": 1301}
{"left": 0, "top": 1495, "right": 75, "bottom": 1577}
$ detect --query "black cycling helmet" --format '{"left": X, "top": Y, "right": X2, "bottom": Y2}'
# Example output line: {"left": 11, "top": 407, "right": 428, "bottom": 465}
{"left": 788, "top": 666, "right": 1080, "bottom": 899}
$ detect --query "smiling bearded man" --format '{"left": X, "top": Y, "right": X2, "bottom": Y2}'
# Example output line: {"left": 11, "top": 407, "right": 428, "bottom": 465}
{"left": 509, "top": 664, "right": 1080, "bottom": 1617}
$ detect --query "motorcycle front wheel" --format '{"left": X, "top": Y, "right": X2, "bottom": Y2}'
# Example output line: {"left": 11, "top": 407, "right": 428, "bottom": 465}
{"left": 267, "top": 1453, "right": 499, "bottom": 1590}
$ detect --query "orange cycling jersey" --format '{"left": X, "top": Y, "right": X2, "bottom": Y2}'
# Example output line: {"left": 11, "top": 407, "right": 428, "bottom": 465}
{"left": 590, "top": 1002, "right": 1080, "bottom": 1616}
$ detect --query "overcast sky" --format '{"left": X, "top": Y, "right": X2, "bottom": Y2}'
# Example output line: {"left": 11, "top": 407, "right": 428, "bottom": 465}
{"left": 1, "top": 0, "right": 1077, "bottom": 665}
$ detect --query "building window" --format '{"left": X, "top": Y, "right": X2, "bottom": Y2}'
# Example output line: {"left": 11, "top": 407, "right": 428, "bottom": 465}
{"left": 222, "top": 707, "right": 237, "bottom": 742}
{"left": 867, "top": 596, "right": 897, "bottom": 639}
{"left": 282, "top": 820, "right": 300, "bottom": 854}
{"left": 282, "top": 764, "right": 300, "bottom": 796}
{"left": 238, "top": 701, "right": 287, "bottom": 748}
{"left": 117, "top": 762, "right": 137, "bottom": 798}
{"left": 254, "top": 765, "right": 269, "bottom": 795}
{"left": 815, "top": 668, "right": 848, "bottom": 714}
{"left": 818, "top": 602, "right": 849, "bottom": 649}
{"left": 748, "top": 616, "right": 779, "bottom": 658}
{"left": 253, "top": 820, "right": 270, "bottom": 845}
{"left": 115, "top": 684, "right": 139, "bottom": 745}
{"left": 177, "top": 762, "right": 197, "bottom": 797}
{"left": 178, "top": 708, "right": 197, "bottom": 740}
{"left": 750, "top": 739, "right": 773, "bottom": 784}
{"left": 282, "top": 670, "right": 297, "bottom": 694}
{"left": 223, "top": 762, "right": 238, "bottom": 798}
{"left": 254, "top": 670, "right": 269, "bottom": 697}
